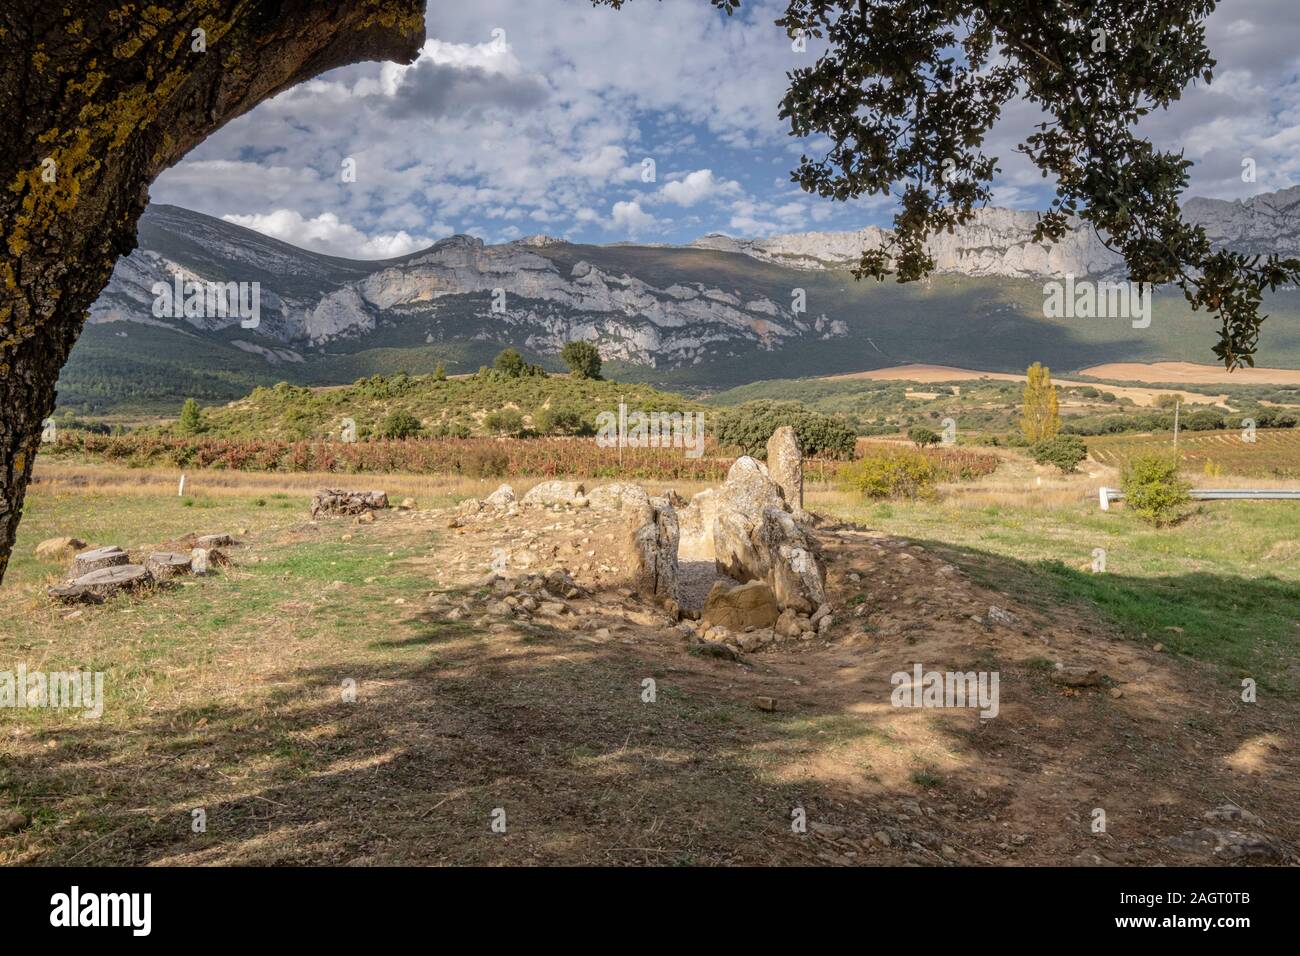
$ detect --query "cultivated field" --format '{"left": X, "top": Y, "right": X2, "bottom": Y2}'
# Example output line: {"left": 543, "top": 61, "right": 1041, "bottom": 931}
{"left": 1079, "top": 362, "right": 1300, "bottom": 386}
{"left": 823, "top": 364, "right": 1226, "bottom": 407}
{"left": 1090, "top": 428, "right": 1300, "bottom": 478}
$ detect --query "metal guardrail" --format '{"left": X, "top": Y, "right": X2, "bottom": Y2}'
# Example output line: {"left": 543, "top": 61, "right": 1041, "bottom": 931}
{"left": 1099, "top": 487, "right": 1300, "bottom": 509}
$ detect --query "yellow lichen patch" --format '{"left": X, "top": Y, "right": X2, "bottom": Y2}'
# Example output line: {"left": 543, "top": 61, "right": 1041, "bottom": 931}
{"left": 358, "top": 6, "right": 426, "bottom": 35}
{"left": 112, "top": 22, "right": 158, "bottom": 60}
{"left": 66, "top": 70, "right": 108, "bottom": 101}
{"left": 5, "top": 127, "right": 97, "bottom": 257}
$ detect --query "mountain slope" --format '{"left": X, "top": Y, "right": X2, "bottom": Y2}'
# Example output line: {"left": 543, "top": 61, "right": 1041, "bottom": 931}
{"left": 62, "top": 192, "right": 1300, "bottom": 414}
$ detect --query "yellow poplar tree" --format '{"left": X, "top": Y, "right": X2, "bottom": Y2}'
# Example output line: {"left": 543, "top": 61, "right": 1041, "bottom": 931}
{"left": 1021, "top": 362, "right": 1060, "bottom": 444}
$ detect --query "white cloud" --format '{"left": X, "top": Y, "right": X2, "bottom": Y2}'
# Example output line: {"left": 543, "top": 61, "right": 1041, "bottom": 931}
{"left": 660, "top": 169, "right": 739, "bottom": 206}
{"left": 221, "top": 209, "right": 445, "bottom": 259}
{"left": 150, "top": 0, "right": 1300, "bottom": 248}
{"left": 609, "top": 200, "right": 657, "bottom": 236}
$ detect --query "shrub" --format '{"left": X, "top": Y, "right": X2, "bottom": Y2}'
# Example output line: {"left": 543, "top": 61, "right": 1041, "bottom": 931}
{"left": 560, "top": 340, "right": 602, "bottom": 380}
{"left": 178, "top": 398, "right": 204, "bottom": 435}
{"left": 533, "top": 403, "right": 590, "bottom": 436}
{"left": 1031, "top": 434, "right": 1088, "bottom": 473}
{"left": 713, "top": 401, "right": 857, "bottom": 459}
{"left": 376, "top": 409, "right": 423, "bottom": 439}
{"left": 839, "top": 448, "right": 940, "bottom": 500}
{"left": 908, "top": 425, "right": 940, "bottom": 447}
{"left": 484, "top": 408, "right": 526, "bottom": 436}
{"left": 494, "top": 348, "right": 526, "bottom": 378}
{"left": 491, "top": 348, "right": 546, "bottom": 379}
{"left": 1121, "top": 454, "right": 1191, "bottom": 526}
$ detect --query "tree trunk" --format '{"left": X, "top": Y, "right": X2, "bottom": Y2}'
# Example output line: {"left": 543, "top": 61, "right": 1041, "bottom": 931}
{"left": 0, "top": 0, "right": 424, "bottom": 585}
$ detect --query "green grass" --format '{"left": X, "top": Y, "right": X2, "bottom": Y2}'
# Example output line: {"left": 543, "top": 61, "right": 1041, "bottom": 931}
{"left": 824, "top": 494, "right": 1300, "bottom": 692}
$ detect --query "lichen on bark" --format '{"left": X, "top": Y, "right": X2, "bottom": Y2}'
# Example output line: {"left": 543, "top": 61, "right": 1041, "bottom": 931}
{"left": 0, "top": 0, "right": 425, "bottom": 584}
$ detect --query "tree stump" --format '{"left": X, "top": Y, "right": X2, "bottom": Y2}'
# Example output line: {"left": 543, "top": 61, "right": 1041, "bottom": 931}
{"left": 195, "top": 534, "right": 233, "bottom": 548}
{"left": 146, "top": 552, "right": 193, "bottom": 579}
{"left": 73, "top": 546, "right": 128, "bottom": 576}
{"left": 49, "top": 564, "right": 153, "bottom": 603}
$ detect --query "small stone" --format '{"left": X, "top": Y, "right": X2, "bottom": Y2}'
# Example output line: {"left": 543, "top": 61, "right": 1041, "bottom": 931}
{"left": 35, "top": 537, "right": 85, "bottom": 561}
{"left": 1153, "top": 642, "right": 1165, "bottom": 652}
{"left": 754, "top": 696, "right": 777, "bottom": 712}
{"left": 987, "top": 605, "right": 1017, "bottom": 627}
{"left": 809, "top": 821, "right": 846, "bottom": 839}
{"left": 1050, "top": 666, "right": 1103, "bottom": 688}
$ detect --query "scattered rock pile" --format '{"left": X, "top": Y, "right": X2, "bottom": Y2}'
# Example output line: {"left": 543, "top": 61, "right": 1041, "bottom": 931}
{"left": 430, "top": 429, "right": 831, "bottom": 660}
{"left": 311, "top": 489, "right": 389, "bottom": 518}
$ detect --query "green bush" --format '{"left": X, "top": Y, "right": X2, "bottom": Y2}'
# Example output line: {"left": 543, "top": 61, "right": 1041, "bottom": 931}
{"left": 1121, "top": 454, "right": 1191, "bottom": 526}
{"left": 713, "top": 401, "right": 856, "bottom": 459}
{"left": 1031, "top": 434, "right": 1088, "bottom": 473}
{"left": 560, "top": 340, "right": 602, "bottom": 380}
{"left": 375, "top": 409, "right": 423, "bottom": 439}
{"left": 484, "top": 408, "right": 526, "bottom": 436}
{"left": 178, "top": 398, "right": 205, "bottom": 435}
{"left": 491, "top": 348, "right": 546, "bottom": 380}
{"left": 908, "top": 425, "right": 940, "bottom": 447}
{"left": 533, "top": 403, "right": 591, "bottom": 436}
{"left": 839, "top": 448, "right": 940, "bottom": 500}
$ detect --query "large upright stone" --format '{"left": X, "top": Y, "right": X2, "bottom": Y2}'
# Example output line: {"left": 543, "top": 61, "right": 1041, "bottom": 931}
{"left": 766, "top": 426, "right": 803, "bottom": 512}
{"left": 712, "top": 457, "right": 785, "bottom": 583}
{"left": 755, "top": 507, "right": 825, "bottom": 613}
{"left": 677, "top": 488, "right": 718, "bottom": 561}
{"left": 711, "top": 456, "right": 825, "bottom": 613}
{"left": 620, "top": 495, "right": 679, "bottom": 603}
{"left": 702, "top": 580, "right": 779, "bottom": 631}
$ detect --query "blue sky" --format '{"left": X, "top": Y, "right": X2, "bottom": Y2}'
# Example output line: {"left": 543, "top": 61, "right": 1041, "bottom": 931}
{"left": 150, "top": 0, "right": 1300, "bottom": 259}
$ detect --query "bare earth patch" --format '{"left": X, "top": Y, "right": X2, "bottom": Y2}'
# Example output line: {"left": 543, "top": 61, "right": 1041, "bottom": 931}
{"left": 1079, "top": 361, "right": 1300, "bottom": 386}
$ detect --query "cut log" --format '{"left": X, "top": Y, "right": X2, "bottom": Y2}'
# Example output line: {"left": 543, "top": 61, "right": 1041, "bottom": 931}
{"left": 310, "top": 489, "right": 390, "bottom": 518}
{"left": 195, "top": 534, "right": 233, "bottom": 548}
{"left": 73, "top": 546, "right": 128, "bottom": 576}
{"left": 146, "top": 552, "right": 193, "bottom": 579}
{"left": 50, "top": 564, "right": 154, "bottom": 603}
